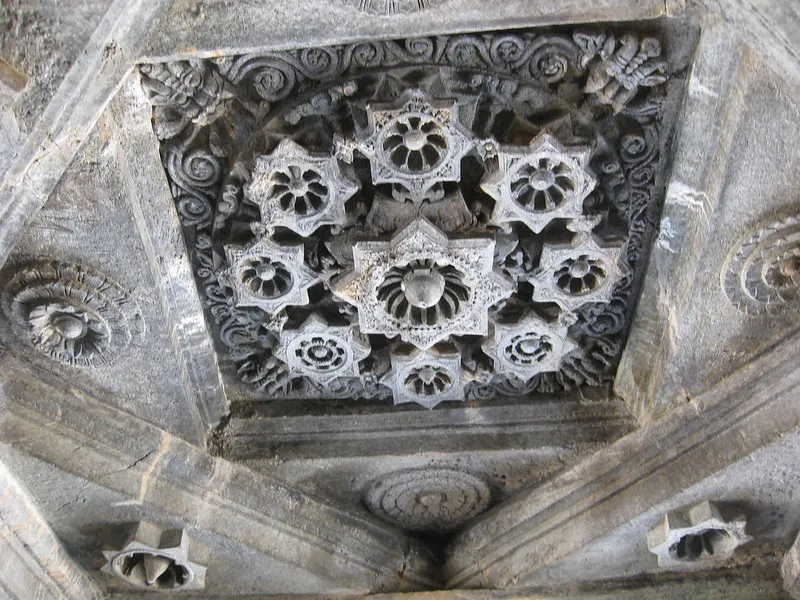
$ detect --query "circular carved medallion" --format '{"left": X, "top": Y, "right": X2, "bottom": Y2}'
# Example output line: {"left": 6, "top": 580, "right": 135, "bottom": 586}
{"left": 364, "top": 468, "right": 490, "bottom": 532}
{"left": 340, "top": 0, "right": 448, "bottom": 15}
{"left": 1, "top": 261, "right": 144, "bottom": 367}
{"left": 722, "top": 214, "right": 800, "bottom": 314}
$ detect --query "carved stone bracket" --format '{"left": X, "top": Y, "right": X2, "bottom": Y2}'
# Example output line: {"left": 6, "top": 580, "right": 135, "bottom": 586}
{"left": 102, "top": 522, "right": 207, "bottom": 591}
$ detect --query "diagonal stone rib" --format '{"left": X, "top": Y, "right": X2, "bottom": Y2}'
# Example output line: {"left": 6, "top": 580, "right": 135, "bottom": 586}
{"left": 0, "top": 356, "right": 438, "bottom": 593}
{"left": 445, "top": 328, "right": 800, "bottom": 588}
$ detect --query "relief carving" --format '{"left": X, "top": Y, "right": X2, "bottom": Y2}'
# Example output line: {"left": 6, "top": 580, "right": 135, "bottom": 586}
{"left": 1, "top": 261, "right": 144, "bottom": 367}
{"left": 722, "top": 213, "right": 800, "bottom": 315}
{"left": 364, "top": 468, "right": 490, "bottom": 532}
{"left": 141, "top": 26, "right": 670, "bottom": 408}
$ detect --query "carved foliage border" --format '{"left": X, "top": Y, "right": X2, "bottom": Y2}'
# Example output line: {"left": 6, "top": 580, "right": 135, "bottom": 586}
{"left": 143, "top": 30, "right": 669, "bottom": 403}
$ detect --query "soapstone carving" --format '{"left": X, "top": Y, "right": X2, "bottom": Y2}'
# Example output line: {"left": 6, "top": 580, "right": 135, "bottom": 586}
{"left": 332, "top": 218, "right": 514, "bottom": 350}
{"left": 646, "top": 501, "right": 752, "bottom": 569}
{"left": 102, "top": 522, "right": 206, "bottom": 591}
{"left": 481, "top": 132, "right": 597, "bottom": 234}
{"left": 364, "top": 468, "right": 490, "bottom": 532}
{"left": 382, "top": 342, "right": 464, "bottom": 408}
{"left": 274, "top": 313, "right": 370, "bottom": 384}
{"left": 1, "top": 261, "right": 144, "bottom": 367}
{"left": 145, "top": 27, "right": 670, "bottom": 404}
{"left": 722, "top": 213, "right": 800, "bottom": 315}
{"left": 246, "top": 139, "right": 359, "bottom": 237}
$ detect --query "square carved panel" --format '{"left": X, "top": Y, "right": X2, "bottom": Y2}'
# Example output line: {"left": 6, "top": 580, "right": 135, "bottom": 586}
{"left": 140, "top": 24, "right": 685, "bottom": 415}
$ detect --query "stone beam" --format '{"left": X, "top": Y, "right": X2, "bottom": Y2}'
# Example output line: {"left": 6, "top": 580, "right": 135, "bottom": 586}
{"left": 0, "top": 0, "right": 172, "bottom": 268}
{"left": 444, "top": 328, "right": 800, "bottom": 588}
{"left": 784, "top": 528, "right": 800, "bottom": 599}
{"left": 0, "top": 460, "right": 102, "bottom": 600}
{"left": 615, "top": 18, "right": 753, "bottom": 420}
{"left": 107, "top": 565, "right": 784, "bottom": 599}
{"left": 141, "top": 0, "right": 669, "bottom": 63}
{"left": 107, "top": 74, "right": 229, "bottom": 431}
{"left": 0, "top": 357, "right": 437, "bottom": 593}
{"left": 706, "top": 0, "right": 800, "bottom": 91}
{"left": 224, "top": 401, "right": 636, "bottom": 461}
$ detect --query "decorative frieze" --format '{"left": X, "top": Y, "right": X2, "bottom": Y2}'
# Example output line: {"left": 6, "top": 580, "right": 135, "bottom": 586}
{"left": 364, "top": 468, "right": 490, "bottom": 532}
{"left": 141, "top": 26, "right": 671, "bottom": 408}
{"left": 1, "top": 261, "right": 144, "bottom": 367}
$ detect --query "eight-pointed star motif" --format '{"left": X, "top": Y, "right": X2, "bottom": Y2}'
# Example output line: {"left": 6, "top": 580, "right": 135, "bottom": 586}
{"left": 245, "top": 139, "right": 359, "bottom": 237}
{"left": 481, "top": 131, "right": 597, "bottom": 233}
{"left": 219, "top": 236, "right": 320, "bottom": 314}
{"left": 345, "top": 89, "right": 476, "bottom": 193}
{"left": 381, "top": 343, "right": 464, "bottom": 409}
{"left": 482, "top": 313, "right": 578, "bottom": 381}
{"left": 528, "top": 229, "right": 628, "bottom": 312}
{"left": 332, "top": 218, "right": 515, "bottom": 350}
{"left": 274, "top": 313, "right": 370, "bottom": 384}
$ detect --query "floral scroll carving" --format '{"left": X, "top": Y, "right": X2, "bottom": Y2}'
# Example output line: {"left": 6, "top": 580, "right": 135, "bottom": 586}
{"left": 141, "top": 26, "right": 673, "bottom": 409}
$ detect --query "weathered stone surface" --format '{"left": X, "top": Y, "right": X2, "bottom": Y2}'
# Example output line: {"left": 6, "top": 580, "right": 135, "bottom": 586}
{"left": 0, "top": 459, "right": 102, "bottom": 600}
{"left": 784, "top": 528, "right": 800, "bottom": 599}
{"left": 0, "top": 353, "right": 438, "bottom": 594}
{"left": 445, "top": 331, "right": 800, "bottom": 588}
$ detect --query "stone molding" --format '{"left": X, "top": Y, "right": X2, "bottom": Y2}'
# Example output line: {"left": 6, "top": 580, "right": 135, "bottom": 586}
{"left": 444, "top": 330, "right": 800, "bottom": 588}
{"left": 109, "top": 77, "right": 229, "bottom": 433}
{"left": 0, "top": 358, "right": 438, "bottom": 593}
{"left": 221, "top": 400, "right": 637, "bottom": 461}
{"left": 0, "top": 460, "right": 103, "bottom": 600}
{"left": 614, "top": 20, "right": 751, "bottom": 420}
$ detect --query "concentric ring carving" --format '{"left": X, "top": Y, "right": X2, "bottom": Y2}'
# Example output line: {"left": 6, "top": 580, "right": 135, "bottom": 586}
{"left": 364, "top": 468, "right": 490, "bottom": 532}
{"left": 1, "top": 261, "right": 144, "bottom": 366}
{"left": 722, "top": 214, "right": 800, "bottom": 314}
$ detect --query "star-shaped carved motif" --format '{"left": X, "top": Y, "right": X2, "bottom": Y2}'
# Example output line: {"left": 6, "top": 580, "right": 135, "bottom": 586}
{"left": 274, "top": 313, "right": 370, "bottom": 384}
{"left": 482, "top": 313, "right": 578, "bottom": 381}
{"left": 342, "top": 89, "right": 476, "bottom": 193}
{"left": 219, "top": 236, "right": 320, "bottom": 314}
{"left": 332, "top": 218, "right": 515, "bottom": 349}
{"left": 381, "top": 343, "right": 464, "bottom": 409}
{"left": 481, "top": 131, "right": 597, "bottom": 233}
{"left": 528, "top": 227, "right": 627, "bottom": 312}
{"left": 245, "top": 139, "right": 359, "bottom": 237}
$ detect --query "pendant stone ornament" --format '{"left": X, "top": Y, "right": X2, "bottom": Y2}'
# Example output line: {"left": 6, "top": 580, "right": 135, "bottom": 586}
{"left": 219, "top": 237, "right": 320, "bottom": 314}
{"left": 143, "top": 26, "right": 674, "bottom": 407}
{"left": 528, "top": 219, "right": 628, "bottom": 312}
{"left": 344, "top": 90, "right": 476, "bottom": 194}
{"left": 332, "top": 218, "right": 515, "bottom": 350}
{"left": 275, "top": 314, "right": 370, "bottom": 384}
{"left": 246, "top": 139, "right": 359, "bottom": 237}
{"left": 382, "top": 343, "right": 464, "bottom": 408}
{"left": 481, "top": 132, "right": 597, "bottom": 234}
{"left": 1, "top": 261, "right": 144, "bottom": 367}
{"left": 482, "top": 314, "right": 578, "bottom": 381}
{"left": 102, "top": 522, "right": 206, "bottom": 591}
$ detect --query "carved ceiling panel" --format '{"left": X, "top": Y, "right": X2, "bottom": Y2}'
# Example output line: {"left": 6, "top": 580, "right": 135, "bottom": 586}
{"left": 140, "top": 26, "right": 677, "bottom": 411}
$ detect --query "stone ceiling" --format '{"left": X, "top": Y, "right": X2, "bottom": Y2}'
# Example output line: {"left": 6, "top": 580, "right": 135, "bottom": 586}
{"left": 0, "top": 0, "right": 800, "bottom": 598}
